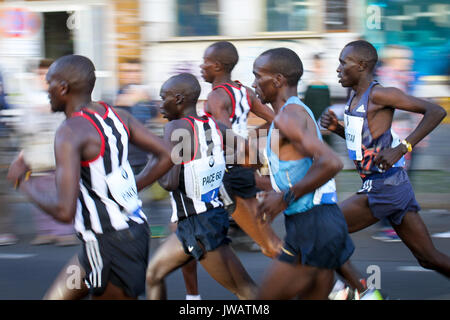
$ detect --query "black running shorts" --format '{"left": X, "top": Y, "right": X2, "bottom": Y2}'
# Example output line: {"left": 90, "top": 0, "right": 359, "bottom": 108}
{"left": 78, "top": 220, "right": 150, "bottom": 298}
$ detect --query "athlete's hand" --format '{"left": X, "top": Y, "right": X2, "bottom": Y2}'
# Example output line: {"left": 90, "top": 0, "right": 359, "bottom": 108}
{"left": 374, "top": 145, "right": 405, "bottom": 171}
{"left": 257, "top": 191, "right": 286, "bottom": 223}
{"left": 320, "top": 109, "right": 339, "bottom": 132}
{"left": 7, "top": 151, "right": 30, "bottom": 186}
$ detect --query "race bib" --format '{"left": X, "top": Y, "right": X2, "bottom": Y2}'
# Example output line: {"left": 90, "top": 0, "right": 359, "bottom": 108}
{"left": 190, "top": 156, "right": 225, "bottom": 202}
{"left": 313, "top": 178, "right": 337, "bottom": 205}
{"left": 344, "top": 113, "right": 364, "bottom": 161}
{"left": 105, "top": 162, "right": 141, "bottom": 214}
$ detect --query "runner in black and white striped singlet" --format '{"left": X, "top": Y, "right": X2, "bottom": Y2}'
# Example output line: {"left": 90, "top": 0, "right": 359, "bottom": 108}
{"left": 145, "top": 73, "right": 257, "bottom": 300}
{"left": 73, "top": 102, "right": 148, "bottom": 237}
{"left": 200, "top": 41, "right": 282, "bottom": 259}
{"left": 209, "top": 80, "right": 251, "bottom": 138}
{"left": 7, "top": 55, "right": 173, "bottom": 300}
{"left": 169, "top": 114, "right": 225, "bottom": 222}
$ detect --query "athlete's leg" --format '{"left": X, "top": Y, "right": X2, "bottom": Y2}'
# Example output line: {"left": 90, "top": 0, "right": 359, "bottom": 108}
{"left": 232, "top": 196, "right": 282, "bottom": 258}
{"left": 199, "top": 244, "right": 258, "bottom": 300}
{"left": 335, "top": 194, "right": 377, "bottom": 292}
{"left": 146, "top": 233, "right": 193, "bottom": 299}
{"left": 393, "top": 211, "right": 450, "bottom": 278}
{"left": 181, "top": 259, "right": 200, "bottom": 297}
{"left": 336, "top": 260, "right": 366, "bottom": 293}
{"left": 92, "top": 282, "right": 136, "bottom": 300}
{"left": 257, "top": 259, "right": 332, "bottom": 300}
{"left": 43, "top": 254, "right": 89, "bottom": 300}
{"left": 299, "top": 268, "right": 335, "bottom": 300}
{"left": 338, "top": 193, "right": 379, "bottom": 233}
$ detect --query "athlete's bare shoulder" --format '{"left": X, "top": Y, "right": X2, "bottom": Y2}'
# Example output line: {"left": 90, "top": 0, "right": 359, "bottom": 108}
{"left": 370, "top": 84, "right": 404, "bottom": 108}
{"left": 208, "top": 86, "right": 231, "bottom": 105}
{"left": 274, "top": 104, "right": 308, "bottom": 135}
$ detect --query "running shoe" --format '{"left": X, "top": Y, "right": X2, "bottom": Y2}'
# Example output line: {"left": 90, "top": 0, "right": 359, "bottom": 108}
{"left": 328, "top": 280, "right": 360, "bottom": 300}
{"left": 0, "top": 233, "right": 18, "bottom": 246}
{"left": 359, "top": 288, "right": 384, "bottom": 300}
{"left": 372, "top": 228, "right": 401, "bottom": 242}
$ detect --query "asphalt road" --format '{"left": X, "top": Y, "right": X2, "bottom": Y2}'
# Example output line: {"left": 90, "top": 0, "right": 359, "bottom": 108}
{"left": 0, "top": 200, "right": 449, "bottom": 300}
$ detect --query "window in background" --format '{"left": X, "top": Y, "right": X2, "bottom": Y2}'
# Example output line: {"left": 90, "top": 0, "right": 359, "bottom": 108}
{"left": 325, "top": 0, "right": 348, "bottom": 31}
{"left": 43, "top": 12, "right": 74, "bottom": 59}
{"left": 266, "top": 0, "right": 315, "bottom": 32}
{"left": 177, "top": 0, "right": 219, "bottom": 36}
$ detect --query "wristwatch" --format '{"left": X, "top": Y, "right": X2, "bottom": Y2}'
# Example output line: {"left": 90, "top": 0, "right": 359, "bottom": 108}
{"left": 401, "top": 139, "right": 412, "bottom": 153}
{"left": 283, "top": 188, "right": 296, "bottom": 206}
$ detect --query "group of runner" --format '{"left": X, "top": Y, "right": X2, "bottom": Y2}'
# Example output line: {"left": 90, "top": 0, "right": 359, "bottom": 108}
{"left": 6, "top": 39, "right": 449, "bottom": 300}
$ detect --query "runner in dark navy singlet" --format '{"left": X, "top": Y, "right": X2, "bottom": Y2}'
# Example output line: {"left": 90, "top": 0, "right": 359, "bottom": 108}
{"left": 320, "top": 40, "right": 450, "bottom": 278}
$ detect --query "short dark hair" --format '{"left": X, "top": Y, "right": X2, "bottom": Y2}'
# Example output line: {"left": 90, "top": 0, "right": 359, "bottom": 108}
{"left": 51, "top": 55, "right": 96, "bottom": 94}
{"left": 167, "top": 73, "right": 201, "bottom": 104}
{"left": 260, "top": 48, "right": 304, "bottom": 86}
{"left": 209, "top": 41, "right": 239, "bottom": 73}
{"left": 345, "top": 40, "right": 378, "bottom": 71}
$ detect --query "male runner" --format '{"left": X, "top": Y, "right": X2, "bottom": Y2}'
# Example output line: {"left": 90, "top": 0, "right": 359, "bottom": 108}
{"left": 253, "top": 48, "right": 355, "bottom": 299}
{"left": 7, "top": 55, "right": 173, "bottom": 299}
{"left": 145, "top": 73, "right": 257, "bottom": 300}
{"left": 201, "top": 41, "right": 282, "bottom": 258}
{"left": 320, "top": 40, "right": 450, "bottom": 277}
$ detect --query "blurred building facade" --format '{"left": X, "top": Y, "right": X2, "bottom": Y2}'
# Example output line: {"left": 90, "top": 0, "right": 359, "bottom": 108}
{"left": 0, "top": 0, "right": 447, "bottom": 174}
{"left": 141, "top": 0, "right": 364, "bottom": 100}
{"left": 0, "top": 0, "right": 447, "bottom": 100}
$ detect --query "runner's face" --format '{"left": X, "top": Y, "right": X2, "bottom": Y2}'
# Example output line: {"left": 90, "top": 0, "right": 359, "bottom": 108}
{"left": 159, "top": 84, "right": 179, "bottom": 121}
{"left": 200, "top": 47, "right": 217, "bottom": 83}
{"left": 46, "top": 70, "right": 65, "bottom": 113}
{"left": 337, "top": 46, "right": 360, "bottom": 88}
{"left": 252, "top": 55, "right": 277, "bottom": 104}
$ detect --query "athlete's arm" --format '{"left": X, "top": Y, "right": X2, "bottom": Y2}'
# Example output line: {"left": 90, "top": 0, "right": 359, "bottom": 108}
{"left": 127, "top": 113, "right": 173, "bottom": 191}
{"left": 319, "top": 108, "right": 345, "bottom": 139}
{"left": 215, "top": 120, "right": 261, "bottom": 168}
{"left": 258, "top": 105, "right": 343, "bottom": 222}
{"left": 8, "top": 123, "right": 83, "bottom": 223}
{"left": 246, "top": 86, "right": 275, "bottom": 123}
{"left": 371, "top": 86, "right": 446, "bottom": 169}
{"left": 204, "top": 90, "right": 233, "bottom": 127}
{"left": 151, "top": 120, "right": 191, "bottom": 191}
{"left": 246, "top": 86, "right": 275, "bottom": 138}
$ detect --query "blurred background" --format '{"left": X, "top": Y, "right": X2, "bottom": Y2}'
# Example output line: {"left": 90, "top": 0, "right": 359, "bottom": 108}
{"left": 0, "top": 0, "right": 449, "bottom": 300}
{"left": 0, "top": 0, "right": 448, "bottom": 244}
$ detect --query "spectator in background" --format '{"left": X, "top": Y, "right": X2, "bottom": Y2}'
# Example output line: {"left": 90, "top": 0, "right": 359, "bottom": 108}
{"left": 114, "top": 58, "right": 159, "bottom": 175}
{"left": 0, "top": 68, "right": 18, "bottom": 246}
{"left": 0, "top": 70, "right": 9, "bottom": 110}
{"left": 304, "top": 53, "right": 331, "bottom": 122}
{"left": 303, "top": 53, "right": 333, "bottom": 147}
{"left": 23, "top": 59, "right": 78, "bottom": 246}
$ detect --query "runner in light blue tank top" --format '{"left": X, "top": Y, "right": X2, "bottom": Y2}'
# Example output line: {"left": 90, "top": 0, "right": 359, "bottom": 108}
{"left": 266, "top": 96, "right": 337, "bottom": 215}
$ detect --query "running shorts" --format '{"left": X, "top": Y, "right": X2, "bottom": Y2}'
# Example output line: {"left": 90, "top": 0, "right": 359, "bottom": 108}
{"left": 357, "top": 167, "right": 421, "bottom": 225}
{"left": 279, "top": 204, "right": 355, "bottom": 269}
{"left": 78, "top": 220, "right": 150, "bottom": 298}
{"left": 219, "top": 166, "right": 258, "bottom": 214}
{"left": 176, "top": 207, "right": 231, "bottom": 260}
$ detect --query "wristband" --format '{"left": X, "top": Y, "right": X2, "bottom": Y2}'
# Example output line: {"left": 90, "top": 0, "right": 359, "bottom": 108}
{"left": 283, "top": 188, "right": 296, "bottom": 206}
{"left": 14, "top": 170, "right": 31, "bottom": 190}
{"left": 401, "top": 139, "right": 412, "bottom": 153}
